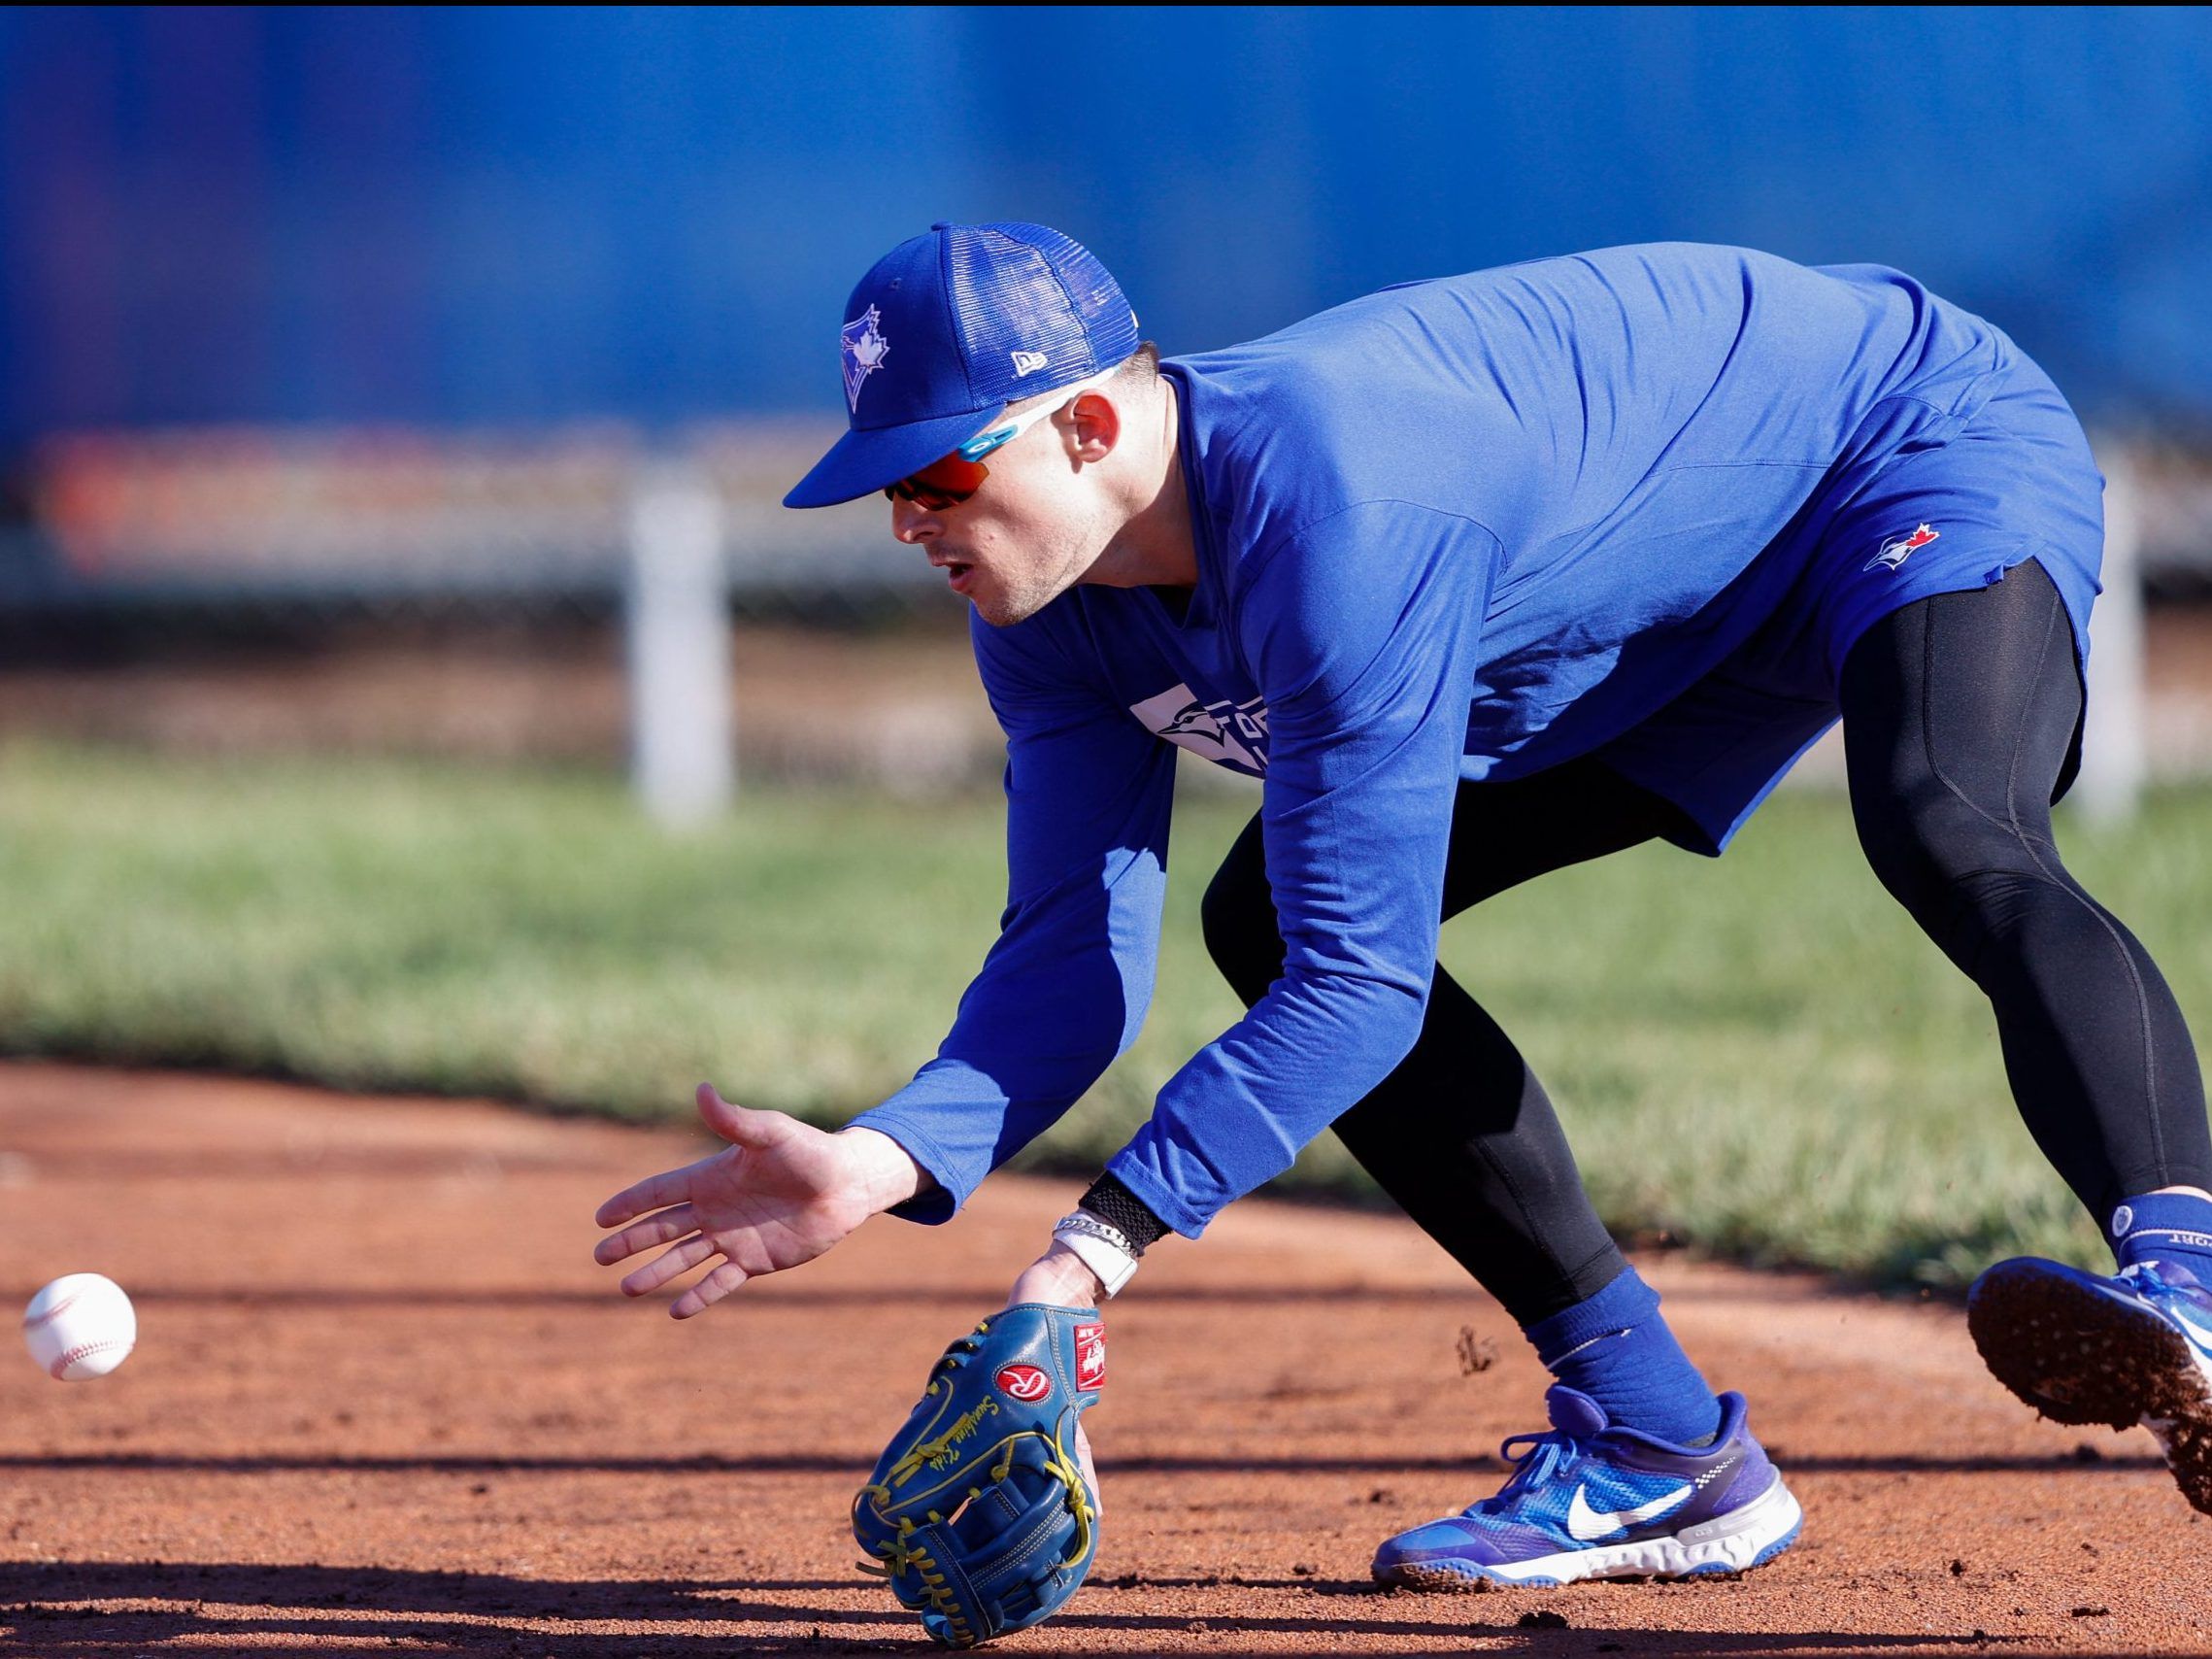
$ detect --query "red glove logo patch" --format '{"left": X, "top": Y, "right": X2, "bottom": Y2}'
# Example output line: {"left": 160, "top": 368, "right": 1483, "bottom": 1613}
{"left": 1074, "top": 1323, "right": 1106, "bottom": 1391}
{"left": 995, "top": 1364, "right": 1052, "bottom": 1402}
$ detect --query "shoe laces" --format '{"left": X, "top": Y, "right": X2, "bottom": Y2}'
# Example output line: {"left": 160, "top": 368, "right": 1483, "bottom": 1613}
{"left": 2123, "top": 1262, "right": 2212, "bottom": 1335}
{"left": 2122, "top": 1262, "right": 2202, "bottom": 1305}
{"left": 1469, "top": 1427, "right": 1585, "bottom": 1515}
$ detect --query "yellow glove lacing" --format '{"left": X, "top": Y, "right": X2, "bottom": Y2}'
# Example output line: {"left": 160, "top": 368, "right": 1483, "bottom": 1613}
{"left": 854, "top": 1319, "right": 1099, "bottom": 1646}
{"left": 857, "top": 1516, "right": 975, "bottom": 1646}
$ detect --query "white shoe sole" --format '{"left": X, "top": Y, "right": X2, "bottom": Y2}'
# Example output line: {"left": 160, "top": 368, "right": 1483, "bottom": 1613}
{"left": 1377, "top": 1473, "right": 1803, "bottom": 1591}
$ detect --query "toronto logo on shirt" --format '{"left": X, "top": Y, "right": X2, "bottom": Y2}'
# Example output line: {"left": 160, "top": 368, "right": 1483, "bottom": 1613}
{"left": 1128, "top": 684, "right": 1271, "bottom": 775}
{"left": 841, "top": 305, "right": 890, "bottom": 412}
{"left": 1864, "top": 523, "right": 1939, "bottom": 573}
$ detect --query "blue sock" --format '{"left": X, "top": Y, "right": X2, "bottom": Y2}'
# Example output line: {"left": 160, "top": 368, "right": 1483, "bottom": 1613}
{"left": 2111, "top": 1191, "right": 2212, "bottom": 1281}
{"left": 1524, "top": 1267, "right": 1723, "bottom": 1447}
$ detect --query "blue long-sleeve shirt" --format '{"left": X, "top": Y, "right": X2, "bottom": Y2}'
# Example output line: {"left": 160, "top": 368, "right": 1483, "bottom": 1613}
{"left": 849, "top": 242, "right": 2028, "bottom": 1236}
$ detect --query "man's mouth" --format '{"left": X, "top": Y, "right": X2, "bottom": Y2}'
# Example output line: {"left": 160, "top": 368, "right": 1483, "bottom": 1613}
{"left": 938, "top": 559, "right": 975, "bottom": 593}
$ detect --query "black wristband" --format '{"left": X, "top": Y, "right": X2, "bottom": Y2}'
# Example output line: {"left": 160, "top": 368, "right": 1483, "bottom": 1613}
{"left": 1077, "top": 1172, "right": 1170, "bottom": 1253}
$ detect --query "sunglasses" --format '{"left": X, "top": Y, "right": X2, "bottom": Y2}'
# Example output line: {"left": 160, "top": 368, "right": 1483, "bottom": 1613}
{"left": 884, "top": 368, "right": 1118, "bottom": 511}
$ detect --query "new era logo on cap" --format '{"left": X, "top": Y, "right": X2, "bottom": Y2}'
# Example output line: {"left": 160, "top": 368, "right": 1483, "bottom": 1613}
{"left": 784, "top": 221, "right": 1141, "bottom": 509}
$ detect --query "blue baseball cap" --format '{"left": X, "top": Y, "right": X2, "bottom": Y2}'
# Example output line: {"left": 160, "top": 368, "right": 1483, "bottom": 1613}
{"left": 783, "top": 221, "right": 1142, "bottom": 509}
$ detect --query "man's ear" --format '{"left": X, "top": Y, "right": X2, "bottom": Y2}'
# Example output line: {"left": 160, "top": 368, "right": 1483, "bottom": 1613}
{"left": 1063, "top": 389, "right": 1121, "bottom": 464}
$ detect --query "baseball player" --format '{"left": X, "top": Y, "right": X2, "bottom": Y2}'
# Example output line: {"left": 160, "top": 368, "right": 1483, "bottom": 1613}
{"left": 596, "top": 224, "right": 2211, "bottom": 1616}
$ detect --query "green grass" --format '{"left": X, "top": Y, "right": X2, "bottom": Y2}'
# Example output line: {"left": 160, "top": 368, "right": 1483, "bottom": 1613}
{"left": 3, "top": 739, "right": 2207, "bottom": 1287}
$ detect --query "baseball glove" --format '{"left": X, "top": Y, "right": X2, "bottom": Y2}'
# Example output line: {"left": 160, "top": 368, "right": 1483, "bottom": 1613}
{"left": 853, "top": 1303, "right": 1107, "bottom": 1648}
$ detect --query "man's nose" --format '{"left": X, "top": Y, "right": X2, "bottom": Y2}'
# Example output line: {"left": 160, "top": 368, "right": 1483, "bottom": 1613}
{"left": 890, "top": 498, "right": 940, "bottom": 544}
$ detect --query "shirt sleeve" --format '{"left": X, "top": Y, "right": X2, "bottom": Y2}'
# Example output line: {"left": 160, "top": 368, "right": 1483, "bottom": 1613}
{"left": 1103, "top": 500, "right": 1496, "bottom": 1236}
{"left": 848, "top": 605, "right": 1177, "bottom": 1223}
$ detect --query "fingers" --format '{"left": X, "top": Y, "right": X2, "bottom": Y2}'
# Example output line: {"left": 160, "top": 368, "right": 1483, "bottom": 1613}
{"left": 696, "top": 1082, "right": 785, "bottom": 1151}
{"left": 594, "top": 1203, "right": 697, "bottom": 1267}
{"left": 601, "top": 1087, "right": 784, "bottom": 1229}
{"left": 670, "top": 1259, "right": 750, "bottom": 1319}
{"left": 621, "top": 1233, "right": 715, "bottom": 1299}
{"left": 594, "top": 1153, "right": 716, "bottom": 1229}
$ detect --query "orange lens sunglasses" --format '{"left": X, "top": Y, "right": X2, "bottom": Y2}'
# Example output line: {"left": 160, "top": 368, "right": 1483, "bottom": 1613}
{"left": 883, "top": 368, "right": 1117, "bottom": 511}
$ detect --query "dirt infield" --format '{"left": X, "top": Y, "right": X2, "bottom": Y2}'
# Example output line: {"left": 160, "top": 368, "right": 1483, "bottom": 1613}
{"left": 3, "top": 1065, "right": 2209, "bottom": 1656}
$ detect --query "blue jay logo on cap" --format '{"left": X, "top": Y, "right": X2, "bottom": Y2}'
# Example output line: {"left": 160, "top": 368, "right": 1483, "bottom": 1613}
{"left": 840, "top": 305, "right": 891, "bottom": 413}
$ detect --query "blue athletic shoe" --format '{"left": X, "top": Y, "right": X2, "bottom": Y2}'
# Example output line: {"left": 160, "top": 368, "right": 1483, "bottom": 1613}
{"left": 1371, "top": 1386, "right": 1802, "bottom": 1590}
{"left": 1968, "top": 1255, "right": 2212, "bottom": 1513}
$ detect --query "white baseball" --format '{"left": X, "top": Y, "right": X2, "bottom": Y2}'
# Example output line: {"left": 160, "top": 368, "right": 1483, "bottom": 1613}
{"left": 22, "top": 1272, "right": 137, "bottom": 1381}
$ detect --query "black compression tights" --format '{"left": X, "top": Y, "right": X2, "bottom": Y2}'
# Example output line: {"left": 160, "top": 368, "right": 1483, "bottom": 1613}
{"left": 1201, "top": 560, "right": 2209, "bottom": 1325}
{"left": 1840, "top": 559, "right": 2208, "bottom": 1219}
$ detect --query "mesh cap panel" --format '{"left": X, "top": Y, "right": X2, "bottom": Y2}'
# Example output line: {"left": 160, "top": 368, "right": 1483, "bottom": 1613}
{"left": 948, "top": 222, "right": 1141, "bottom": 407}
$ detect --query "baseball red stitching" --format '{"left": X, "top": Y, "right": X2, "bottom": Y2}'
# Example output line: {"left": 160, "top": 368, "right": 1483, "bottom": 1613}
{"left": 48, "top": 1337, "right": 131, "bottom": 1381}
{"left": 21, "top": 1287, "right": 88, "bottom": 1332}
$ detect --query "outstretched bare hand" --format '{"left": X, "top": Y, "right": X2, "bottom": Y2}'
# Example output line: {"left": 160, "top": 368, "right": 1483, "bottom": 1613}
{"left": 593, "top": 1084, "right": 921, "bottom": 1318}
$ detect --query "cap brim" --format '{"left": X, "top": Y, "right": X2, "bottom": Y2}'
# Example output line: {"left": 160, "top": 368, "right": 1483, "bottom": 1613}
{"left": 782, "top": 404, "right": 1008, "bottom": 509}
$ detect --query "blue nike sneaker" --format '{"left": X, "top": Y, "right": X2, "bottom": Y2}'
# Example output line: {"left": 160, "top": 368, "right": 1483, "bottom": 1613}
{"left": 1371, "top": 1386, "right": 1802, "bottom": 1590}
{"left": 1968, "top": 1255, "right": 2212, "bottom": 1513}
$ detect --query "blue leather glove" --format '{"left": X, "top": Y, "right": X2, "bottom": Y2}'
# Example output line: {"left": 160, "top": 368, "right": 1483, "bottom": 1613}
{"left": 853, "top": 1304, "right": 1106, "bottom": 1647}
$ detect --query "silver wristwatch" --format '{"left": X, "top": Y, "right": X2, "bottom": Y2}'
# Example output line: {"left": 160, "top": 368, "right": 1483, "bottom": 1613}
{"left": 1052, "top": 1208, "right": 1142, "bottom": 1299}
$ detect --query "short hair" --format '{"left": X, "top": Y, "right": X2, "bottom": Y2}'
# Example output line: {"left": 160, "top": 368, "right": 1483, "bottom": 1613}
{"left": 1113, "top": 341, "right": 1161, "bottom": 386}
{"left": 1011, "top": 340, "right": 1160, "bottom": 417}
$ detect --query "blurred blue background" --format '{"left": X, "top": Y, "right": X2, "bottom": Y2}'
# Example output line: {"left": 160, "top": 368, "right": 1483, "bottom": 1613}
{"left": 6, "top": 5, "right": 2212, "bottom": 441}
{"left": 0, "top": 7, "right": 2206, "bottom": 1277}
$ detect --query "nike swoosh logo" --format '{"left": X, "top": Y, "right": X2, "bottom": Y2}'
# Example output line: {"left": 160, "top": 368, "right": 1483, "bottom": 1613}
{"left": 1565, "top": 1480, "right": 1694, "bottom": 1541}
{"left": 2117, "top": 1276, "right": 2212, "bottom": 1352}
{"left": 2168, "top": 1309, "right": 2212, "bottom": 1355}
